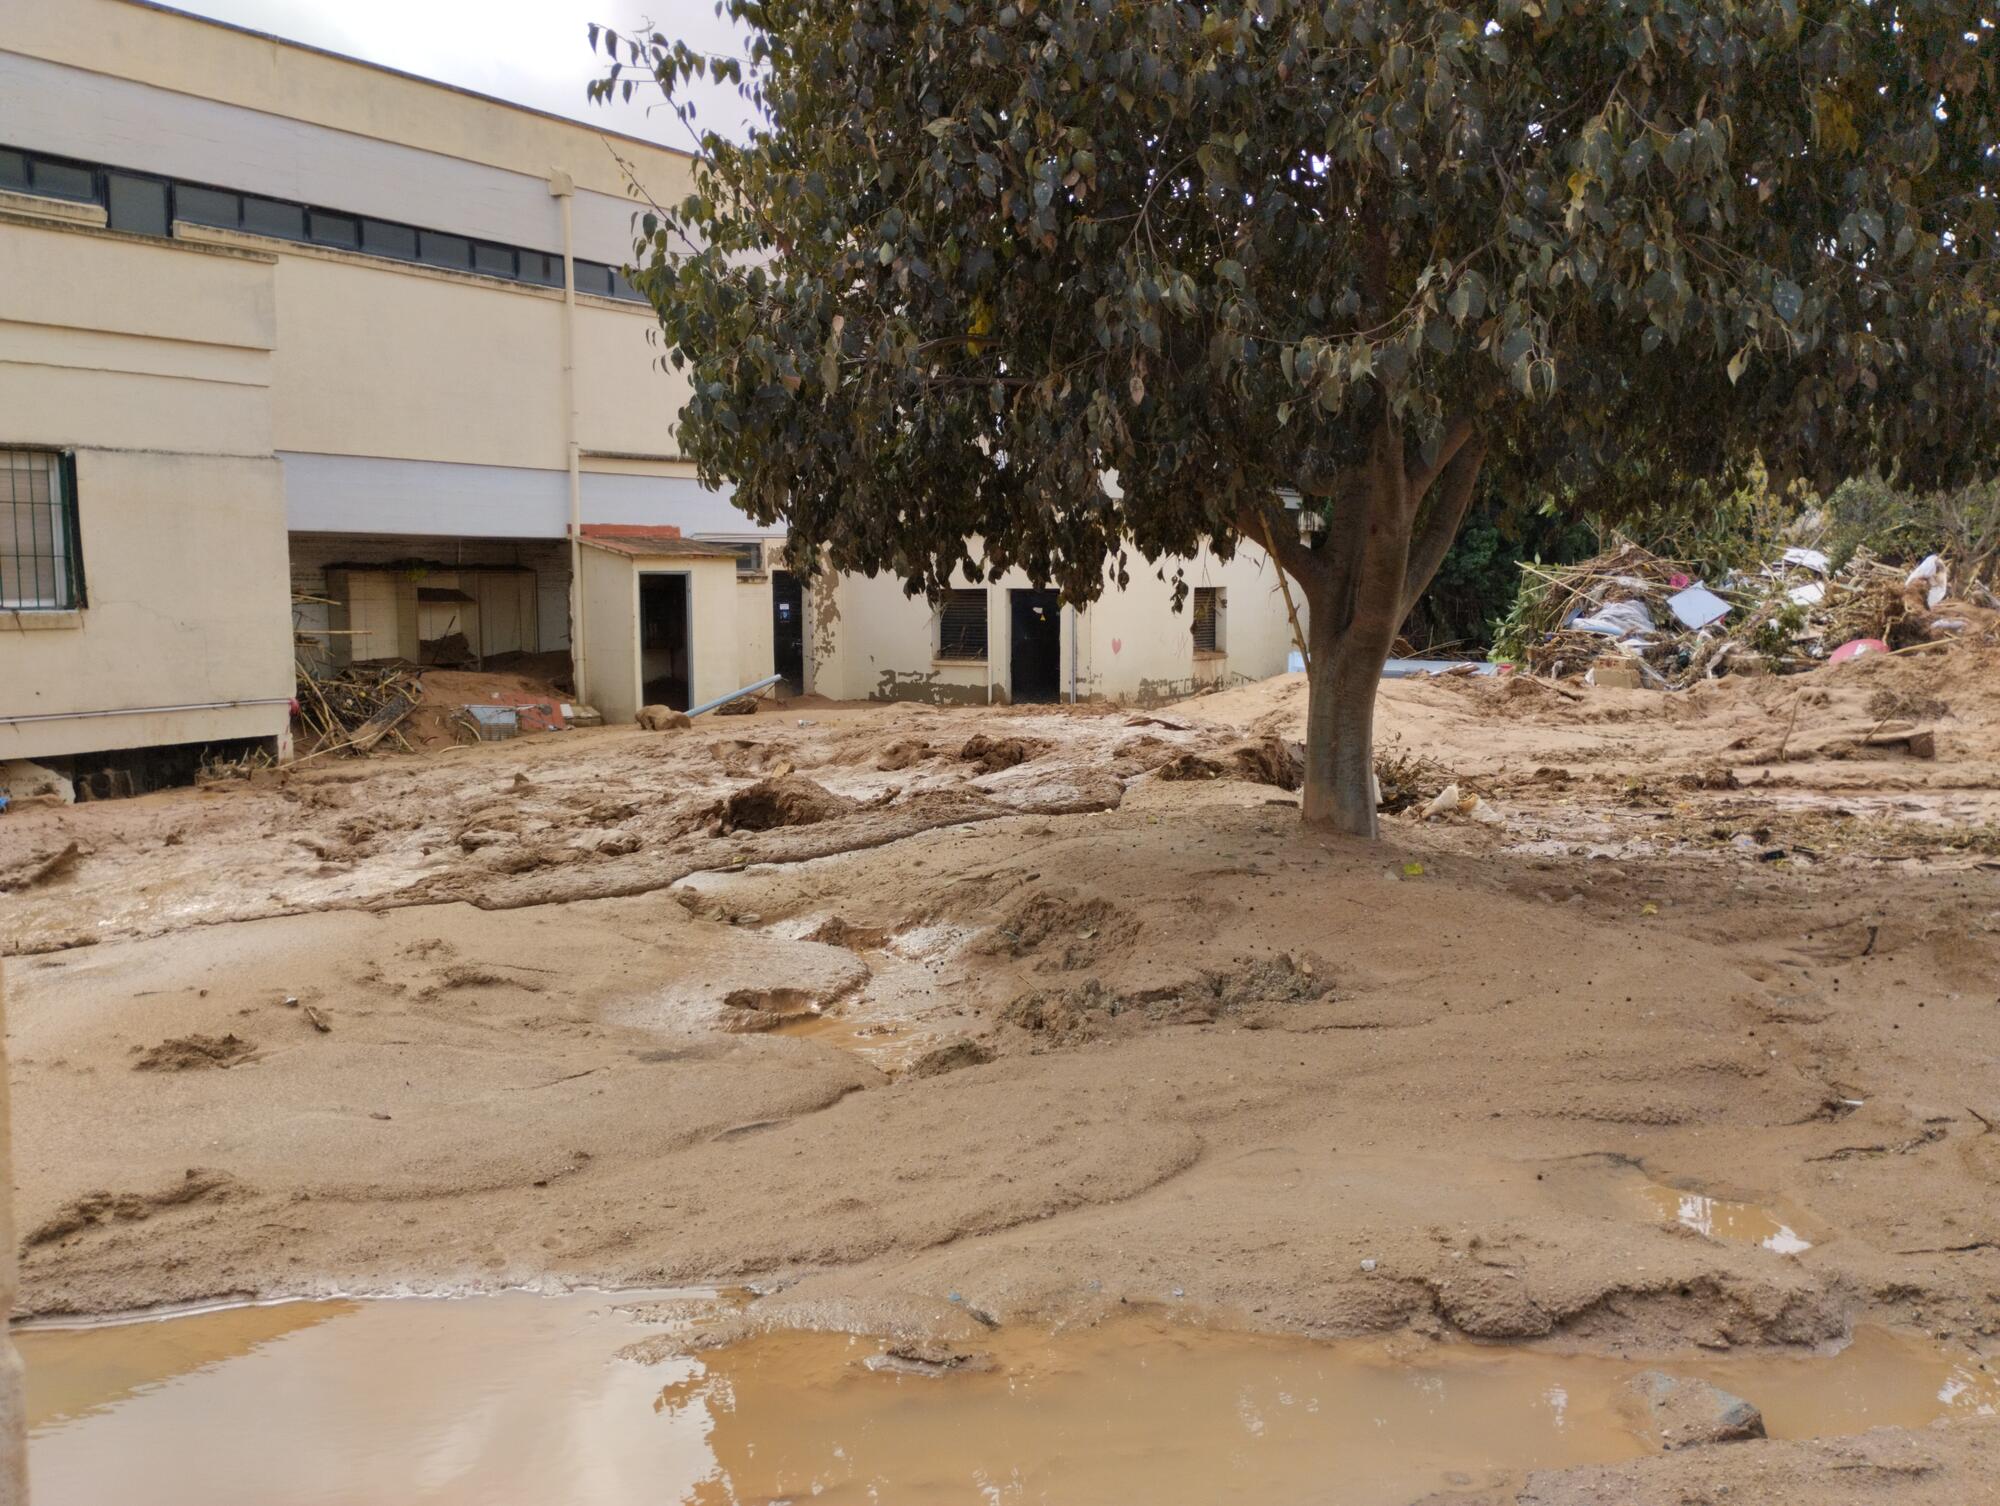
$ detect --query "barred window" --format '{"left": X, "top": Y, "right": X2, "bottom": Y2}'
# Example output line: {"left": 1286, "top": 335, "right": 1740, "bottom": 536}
{"left": 936, "top": 589, "right": 989, "bottom": 661}
{"left": 1191, "top": 587, "right": 1223, "bottom": 653}
{"left": 2, "top": 450, "right": 84, "bottom": 610}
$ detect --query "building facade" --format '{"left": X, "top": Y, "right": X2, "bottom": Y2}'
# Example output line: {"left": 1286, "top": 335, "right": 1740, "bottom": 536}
{"left": 1, "top": 0, "right": 1300, "bottom": 779}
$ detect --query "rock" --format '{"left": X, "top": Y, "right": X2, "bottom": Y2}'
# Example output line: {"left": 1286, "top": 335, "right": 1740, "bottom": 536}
{"left": 1360, "top": 1258, "right": 1378, "bottom": 1273}
{"left": 637, "top": 705, "right": 692, "bottom": 731}
{"left": 1622, "top": 1371, "right": 1766, "bottom": 1450}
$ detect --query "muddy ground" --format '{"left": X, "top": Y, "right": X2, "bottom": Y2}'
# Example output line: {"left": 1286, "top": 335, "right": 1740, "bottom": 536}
{"left": 4, "top": 647, "right": 1999, "bottom": 1503}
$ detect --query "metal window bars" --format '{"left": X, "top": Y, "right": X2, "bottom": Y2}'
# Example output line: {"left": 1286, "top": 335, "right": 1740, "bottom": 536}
{"left": 2, "top": 450, "right": 84, "bottom": 610}
{"left": 937, "top": 589, "right": 989, "bottom": 661}
{"left": 1191, "top": 587, "right": 1221, "bottom": 652}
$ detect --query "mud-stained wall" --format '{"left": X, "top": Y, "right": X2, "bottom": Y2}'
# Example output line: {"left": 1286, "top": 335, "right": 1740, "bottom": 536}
{"left": 869, "top": 671, "right": 1006, "bottom": 707}
{"left": 811, "top": 541, "right": 1302, "bottom": 705}
{"left": 807, "top": 557, "right": 842, "bottom": 696}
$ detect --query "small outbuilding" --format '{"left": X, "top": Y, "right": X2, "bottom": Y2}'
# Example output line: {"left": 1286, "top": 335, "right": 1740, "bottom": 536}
{"left": 574, "top": 526, "right": 746, "bottom": 724}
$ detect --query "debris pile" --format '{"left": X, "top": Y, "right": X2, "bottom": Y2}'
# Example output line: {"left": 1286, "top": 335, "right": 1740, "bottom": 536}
{"left": 293, "top": 663, "right": 424, "bottom": 755}
{"left": 1373, "top": 744, "right": 1455, "bottom": 814}
{"left": 1505, "top": 540, "right": 2000, "bottom": 688}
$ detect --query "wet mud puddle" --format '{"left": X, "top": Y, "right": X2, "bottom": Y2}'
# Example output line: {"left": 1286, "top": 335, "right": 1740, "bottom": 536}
{"left": 18, "top": 1291, "right": 2000, "bottom": 1506}
{"left": 1630, "top": 1179, "right": 1814, "bottom": 1254}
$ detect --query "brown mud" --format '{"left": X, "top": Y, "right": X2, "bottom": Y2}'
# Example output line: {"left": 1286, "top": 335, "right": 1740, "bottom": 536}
{"left": 4, "top": 652, "right": 2000, "bottom": 1501}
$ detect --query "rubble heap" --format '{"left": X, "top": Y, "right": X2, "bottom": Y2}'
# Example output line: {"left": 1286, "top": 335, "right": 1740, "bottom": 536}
{"left": 1504, "top": 539, "right": 2000, "bottom": 688}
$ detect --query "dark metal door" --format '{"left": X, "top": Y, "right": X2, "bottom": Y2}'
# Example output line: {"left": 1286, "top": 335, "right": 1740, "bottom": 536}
{"left": 772, "top": 570, "right": 805, "bottom": 694}
{"left": 1009, "top": 589, "right": 1062, "bottom": 704}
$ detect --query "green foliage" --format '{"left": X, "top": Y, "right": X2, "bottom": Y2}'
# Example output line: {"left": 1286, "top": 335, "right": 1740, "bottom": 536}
{"left": 1402, "top": 501, "right": 1594, "bottom": 652}
{"left": 1603, "top": 465, "right": 1805, "bottom": 581}
{"left": 1821, "top": 474, "right": 2000, "bottom": 584}
{"left": 596, "top": 2, "right": 2000, "bottom": 608}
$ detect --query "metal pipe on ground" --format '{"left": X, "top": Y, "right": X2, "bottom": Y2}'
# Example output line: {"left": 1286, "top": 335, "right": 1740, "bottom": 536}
{"left": 687, "top": 674, "right": 785, "bottom": 719}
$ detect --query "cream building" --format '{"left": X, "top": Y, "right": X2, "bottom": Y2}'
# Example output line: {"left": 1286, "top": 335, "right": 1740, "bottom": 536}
{"left": 1, "top": 0, "right": 1300, "bottom": 786}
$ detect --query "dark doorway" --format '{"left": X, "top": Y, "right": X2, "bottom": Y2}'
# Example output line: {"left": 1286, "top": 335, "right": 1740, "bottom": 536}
{"left": 772, "top": 569, "right": 805, "bottom": 694}
{"left": 1009, "top": 588, "right": 1062, "bottom": 704}
{"left": 639, "top": 572, "right": 691, "bottom": 710}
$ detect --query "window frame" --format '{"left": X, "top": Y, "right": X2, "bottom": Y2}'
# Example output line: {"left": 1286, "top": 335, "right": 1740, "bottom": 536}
{"left": 934, "top": 588, "right": 990, "bottom": 663}
{"left": 1, "top": 447, "right": 86, "bottom": 612}
{"left": 1190, "top": 586, "right": 1224, "bottom": 656}
{"left": 105, "top": 171, "right": 171, "bottom": 237}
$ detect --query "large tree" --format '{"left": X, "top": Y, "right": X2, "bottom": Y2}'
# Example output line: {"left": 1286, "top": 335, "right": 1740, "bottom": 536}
{"left": 596, "top": 1, "right": 1998, "bottom": 834}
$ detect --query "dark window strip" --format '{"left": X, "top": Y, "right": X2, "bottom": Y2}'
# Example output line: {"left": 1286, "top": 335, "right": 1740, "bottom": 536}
{"left": 0, "top": 141, "right": 649, "bottom": 302}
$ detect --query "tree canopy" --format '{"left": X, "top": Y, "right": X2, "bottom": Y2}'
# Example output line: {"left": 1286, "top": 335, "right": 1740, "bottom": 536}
{"left": 597, "top": 0, "right": 1999, "bottom": 830}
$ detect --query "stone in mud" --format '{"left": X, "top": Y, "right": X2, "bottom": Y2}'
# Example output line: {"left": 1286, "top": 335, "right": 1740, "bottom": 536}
{"left": 1623, "top": 1370, "right": 1766, "bottom": 1450}
{"left": 714, "top": 775, "right": 856, "bottom": 833}
{"left": 958, "top": 733, "right": 1046, "bottom": 774}
{"left": 637, "top": 705, "right": 692, "bottom": 731}
{"left": 904, "top": 1038, "right": 996, "bottom": 1078}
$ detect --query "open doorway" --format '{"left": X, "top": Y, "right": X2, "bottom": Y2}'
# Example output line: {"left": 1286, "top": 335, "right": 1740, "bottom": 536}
{"left": 639, "top": 572, "right": 690, "bottom": 710}
{"left": 772, "top": 569, "right": 805, "bottom": 695}
{"left": 1009, "top": 588, "right": 1062, "bottom": 704}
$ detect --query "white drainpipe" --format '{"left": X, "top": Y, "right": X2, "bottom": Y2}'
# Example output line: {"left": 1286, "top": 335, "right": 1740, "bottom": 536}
{"left": 1068, "top": 602, "right": 1080, "bottom": 703}
{"left": 550, "top": 170, "right": 587, "bottom": 705}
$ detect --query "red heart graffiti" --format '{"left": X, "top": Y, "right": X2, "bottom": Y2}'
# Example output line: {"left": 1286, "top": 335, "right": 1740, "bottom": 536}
{"left": 1111, "top": 637, "right": 1123, "bottom": 654}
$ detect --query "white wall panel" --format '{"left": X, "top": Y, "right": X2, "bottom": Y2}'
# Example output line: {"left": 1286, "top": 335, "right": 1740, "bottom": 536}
{"left": 281, "top": 453, "right": 771, "bottom": 540}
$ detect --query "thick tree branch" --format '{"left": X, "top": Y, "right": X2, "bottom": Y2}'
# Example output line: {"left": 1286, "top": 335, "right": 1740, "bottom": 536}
{"left": 1236, "top": 496, "right": 1326, "bottom": 591}
{"left": 1401, "top": 433, "right": 1489, "bottom": 619}
{"left": 1407, "top": 415, "right": 1478, "bottom": 501}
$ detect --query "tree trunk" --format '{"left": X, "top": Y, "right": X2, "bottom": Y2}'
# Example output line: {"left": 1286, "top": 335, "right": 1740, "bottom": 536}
{"left": 1247, "top": 414, "right": 1486, "bottom": 838}
{"left": 1301, "top": 604, "right": 1395, "bottom": 834}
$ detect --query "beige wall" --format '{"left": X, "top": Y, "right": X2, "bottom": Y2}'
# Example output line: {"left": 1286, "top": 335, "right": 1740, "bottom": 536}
{"left": 1075, "top": 547, "right": 1302, "bottom": 705}
{"left": 579, "top": 548, "right": 741, "bottom": 724}
{"left": 578, "top": 545, "right": 638, "bottom": 723}
{"left": 816, "top": 568, "right": 1007, "bottom": 705}
{"left": 239, "top": 245, "right": 694, "bottom": 469}
{"left": 674, "top": 559, "right": 743, "bottom": 713}
{"left": 0, "top": 216, "right": 293, "bottom": 758}
{"left": 0, "top": 217, "right": 274, "bottom": 456}
{"left": 733, "top": 576, "right": 776, "bottom": 694}
{"left": 812, "top": 543, "right": 1300, "bottom": 707}
{"left": 0, "top": 446, "right": 294, "bottom": 759}
{"left": 575, "top": 307, "right": 698, "bottom": 459}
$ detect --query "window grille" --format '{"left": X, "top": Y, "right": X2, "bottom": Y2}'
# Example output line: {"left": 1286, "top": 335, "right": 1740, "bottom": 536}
{"left": 936, "top": 589, "right": 989, "bottom": 661}
{"left": 1191, "top": 587, "right": 1222, "bottom": 653}
{"left": 2, "top": 450, "right": 84, "bottom": 610}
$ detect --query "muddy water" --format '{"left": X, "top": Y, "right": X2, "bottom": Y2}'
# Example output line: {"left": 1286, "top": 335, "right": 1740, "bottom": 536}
{"left": 18, "top": 1294, "right": 1998, "bottom": 1506}
{"left": 1631, "top": 1180, "right": 1814, "bottom": 1254}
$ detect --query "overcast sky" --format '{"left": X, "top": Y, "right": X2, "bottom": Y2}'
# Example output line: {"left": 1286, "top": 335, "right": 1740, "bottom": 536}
{"left": 168, "top": 0, "right": 759, "bottom": 148}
